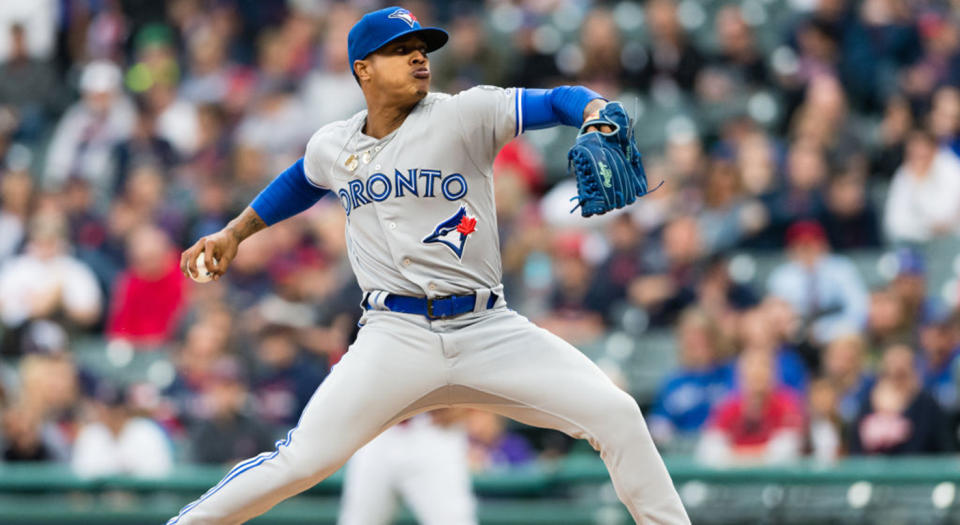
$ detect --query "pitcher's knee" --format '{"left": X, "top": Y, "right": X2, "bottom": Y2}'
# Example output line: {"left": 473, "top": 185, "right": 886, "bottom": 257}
{"left": 596, "top": 392, "right": 648, "bottom": 446}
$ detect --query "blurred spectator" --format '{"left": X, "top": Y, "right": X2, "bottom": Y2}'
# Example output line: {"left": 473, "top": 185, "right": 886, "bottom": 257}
{"left": 506, "top": 22, "right": 562, "bottom": 88}
{"left": 61, "top": 177, "right": 114, "bottom": 284}
{"left": 229, "top": 143, "right": 271, "bottom": 209}
{"left": 43, "top": 60, "right": 135, "bottom": 194}
{"left": 902, "top": 10, "right": 960, "bottom": 105}
{"left": 696, "top": 350, "right": 805, "bottom": 466}
{"left": 235, "top": 85, "right": 311, "bottom": 172}
{"left": 535, "top": 231, "right": 606, "bottom": 344}
{"left": 918, "top": 306, "right": 960, "bottom": 415}
{"left": 12, "top": 351, "right": 81, "bottom": 461}
{"left": 870, "top": 95, "right": 913, "bottom": 179}
{"left": 822, "top": 333, "right": 875, "bottom": 426}
{"left": 0, "top": 211, "right": 102, "bottom": 355}
{"left": 928, "top": 86, "right": 960, "bottom": 152}
{"left": 649, "top": 309, "right": 734, "bottom": 447}
{"left": 120, "top": 163, "right": 186, "bottom": 239}
{"left": 106, "top": 224, "right": 186, "bottom": 346}
{"left": 760, "top": 139, "right": 828, "bottom": 243}
{"left": 465, "top": 411, "right": 534, "bottom": 471}
{"left": 843, "top": 0, "right": 922, "bottom": 112}
{"left": 163, "top": 320, "right": 230, "bottom": 423}
{"left": 180, "top": 26, "right": 236, "bottom": 105}
{"left": 189, "top": 358, "right": 274, "bottom": 465}
{"left": 629, "top": 216, "right": 704, "bottom": 327}
{"left": 432, "top": 12, "right": 504, "bottom": 93}
{"left": 867, "top": 288, "right": 913, "bottom": 355}
{"left": 575, "top": 7, "right": 624, "bottom": 90}
{"left": 185, "top": 175, "right": 234, "bottom": 244}
{"left": 698, "top": 159, "right": 752, "bottom": 253}
{"left": 636, "top": 0, "right": 704, "bottom": 94}
{"left": 2, "top": 403, "right": 53, "bottom": 461}
{"left": 807, "top": 377, "right": 842, "bottom": 463}
{"left": 111, "top": 101, "right": 177, "bottom": 197}
{"left": 0, "top": 167, "right": 32, "bottom": 262}
{"left": 0, "top": 23, "right": 62, "bottom": 140}
{"left": 850, "top": 344, "right": 952, "bottom": 455}
{"left": 222, "top": 225, "right": 276, "bottom": 311}
{"left": 791, "top": 76, "right": 865, "bottom": 175}
{"left": 767, "top": 221, "right": 869, "bottom": 347}
{"left": 132, "top": 24, "right": 200, "bottom": 157}
{"left": 83, "top": 0, "right": 127, "bottom": 62}
{"left": 694, "top": 256, "right": 758, "bottom": 332}
{"left": 251, "top": 324, "right": 326, "bottom": 428}
{"left": 299, "top": 4, "right": 366, "bottom": 125}
{"left": 664, "top": 130, "right": 708, "bottom": 188}
{"left": 587, "top": 215, "right": 651, "bottom": 325}
{"left": 889, "top": 247, "right": 933, "bottom": 329}
{"left": 181, "top": 103, "right": 231, "bottom": 184}
{"left": 818, "top": 173, "right": 881, "bottom": 250}
{"left": 884, "top": 129, "right": 960, "bottom": 243}
{"left": 71, "top": 383, "right": 173, "bottom": 478}
{"left": 710, "top": 6, "right": 769, "bottom": 89}
{"left": 738, "top": 306, "right": 808, "bottom": 393}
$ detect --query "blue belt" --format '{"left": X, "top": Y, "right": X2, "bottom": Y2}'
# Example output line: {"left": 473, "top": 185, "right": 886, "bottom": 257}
{"left": 364, "top": 292, "right": 497, "bottom": 319}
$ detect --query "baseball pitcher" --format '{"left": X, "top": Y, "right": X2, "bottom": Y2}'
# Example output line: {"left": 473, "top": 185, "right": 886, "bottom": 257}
{"left": 170, "top": 6, "right": 688, "bottom": 524}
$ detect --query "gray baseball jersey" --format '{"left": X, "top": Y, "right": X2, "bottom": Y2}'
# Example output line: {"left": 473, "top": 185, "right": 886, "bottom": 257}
{"left": 303, "top": 86, "right": 517, "bottom": 297}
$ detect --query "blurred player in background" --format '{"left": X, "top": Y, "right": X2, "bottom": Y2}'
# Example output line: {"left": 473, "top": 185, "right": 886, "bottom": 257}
{"left": 338, "top": 409, "right": 475, "bottom": 525}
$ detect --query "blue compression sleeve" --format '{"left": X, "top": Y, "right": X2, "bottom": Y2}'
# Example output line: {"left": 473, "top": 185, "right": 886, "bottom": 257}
{"left": 519, "top": 86, "right": 605, "bottom": 131}
{"left": 250, "top": 158, "right": 329, "bottom": 225}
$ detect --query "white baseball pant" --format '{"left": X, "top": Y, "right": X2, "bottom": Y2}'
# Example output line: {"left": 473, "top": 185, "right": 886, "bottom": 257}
{"left": 166, "top": 307, "right": 690, "bottom": 524}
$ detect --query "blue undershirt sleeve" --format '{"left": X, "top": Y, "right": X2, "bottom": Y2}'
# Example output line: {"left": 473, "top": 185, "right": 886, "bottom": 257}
{"left": 250, "top": 158, "right": 329, "bottom": 226}
{"left": 519, "top": 86, "right": 605, "bottom": 132}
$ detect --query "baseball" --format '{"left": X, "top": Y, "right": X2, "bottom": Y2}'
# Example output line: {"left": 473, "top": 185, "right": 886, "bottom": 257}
{"left": 191, "top": 252, "right": 216, "bottom": 283}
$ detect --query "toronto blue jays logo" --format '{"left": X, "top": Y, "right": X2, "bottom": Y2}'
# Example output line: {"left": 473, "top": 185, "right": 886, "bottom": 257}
{"left": 388, "top": 9, "right": 418, "bottom": 28}
{"left": 422, "top": 205, "right": 477, "bottom": 259}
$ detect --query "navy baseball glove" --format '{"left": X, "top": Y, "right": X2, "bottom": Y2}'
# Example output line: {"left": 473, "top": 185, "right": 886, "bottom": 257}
{"left": 568, "top": 102, "right": 658, "bottom": 217}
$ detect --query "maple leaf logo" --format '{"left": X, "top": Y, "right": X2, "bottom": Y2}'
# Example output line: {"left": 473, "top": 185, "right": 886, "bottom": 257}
{"left": 456, "top": 216, "right": 477, "bottom": 236}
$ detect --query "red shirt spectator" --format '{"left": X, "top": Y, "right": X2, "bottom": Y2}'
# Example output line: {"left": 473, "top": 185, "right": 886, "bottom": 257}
{"left": 106, "top": 225, "right": 185, "bottom": 345}
{"left": 697, "top": 350, "right": 805, "bottom": 465}
{"left": 710, "top": 388, "right": 805, "bottom": 449}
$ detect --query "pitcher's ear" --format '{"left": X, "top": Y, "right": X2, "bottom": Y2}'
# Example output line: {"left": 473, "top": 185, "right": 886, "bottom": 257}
{"left": 354, "top": 60, "right": 371, "bottom": 83}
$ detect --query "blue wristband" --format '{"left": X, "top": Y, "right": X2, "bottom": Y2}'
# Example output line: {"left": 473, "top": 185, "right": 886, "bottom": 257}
{"left": 250, "top": 158, "right": 329, "bottom": 226}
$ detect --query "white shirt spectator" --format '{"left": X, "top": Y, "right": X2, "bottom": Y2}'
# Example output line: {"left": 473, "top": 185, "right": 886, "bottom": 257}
{"left": 884, "top": 147, "right": 960, "bottom": 243}
{"left": 0, "top": 252, "right": 102, "bottom": 327}
{"left": 71, "top": 417, "right": 173, "bottom": 478}
{"left": 43, "top": 97, "right": 136, "bottom": 188}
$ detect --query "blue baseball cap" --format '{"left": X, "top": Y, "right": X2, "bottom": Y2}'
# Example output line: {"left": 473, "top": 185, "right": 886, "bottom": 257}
{"left": 347, "top": 7, "right": 448, "bottom": 76}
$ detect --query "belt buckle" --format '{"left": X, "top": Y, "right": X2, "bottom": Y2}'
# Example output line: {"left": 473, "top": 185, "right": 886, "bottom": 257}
{"left": 426, "top": 295, "right": 453, "bottom": 319}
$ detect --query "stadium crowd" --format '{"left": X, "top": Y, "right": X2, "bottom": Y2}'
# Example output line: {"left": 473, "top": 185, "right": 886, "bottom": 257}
{"left": 1, "top": 0, "right": 960, "bottom": 479}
